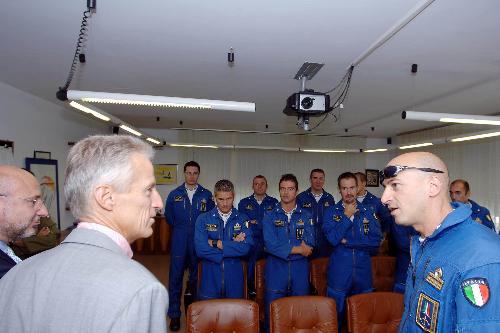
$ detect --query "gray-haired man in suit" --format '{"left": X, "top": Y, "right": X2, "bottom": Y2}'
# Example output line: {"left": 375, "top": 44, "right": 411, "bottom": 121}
{"left": 0, "top": 135, "right": 168, "bottom": 332}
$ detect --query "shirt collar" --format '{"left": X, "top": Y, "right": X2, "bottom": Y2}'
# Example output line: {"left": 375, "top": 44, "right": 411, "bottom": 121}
{"left": 77, "top": 222, "right": 133, "bottom": 258}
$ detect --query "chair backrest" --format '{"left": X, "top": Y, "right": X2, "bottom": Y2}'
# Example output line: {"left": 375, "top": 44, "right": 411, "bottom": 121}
{"left": 187, "top": 299, "right": 259, "bottom": 333}
{"left": 371, "top": 256, "right": 396, "bottom": 291}
{"left": 346, "top": 292, "right": 404, "bottom": 333}
{"left": 198, "top": 261, "right": 248, "bottom": 298}
{"left": 255, "top": 259, "right": 266, "bottom": 321}
{"left": 270, "top": 296, "right": 337, "bottom": 333}
{"left": 309, "top": 257, "right": 329, "bottom": 296}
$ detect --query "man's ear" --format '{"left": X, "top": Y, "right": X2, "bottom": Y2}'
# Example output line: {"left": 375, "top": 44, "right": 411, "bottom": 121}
{"left": 94, "top": 184, "right": 114, "bottom": 211}
{"left": 428, "top": 175, "right": 442, "bottom": 198}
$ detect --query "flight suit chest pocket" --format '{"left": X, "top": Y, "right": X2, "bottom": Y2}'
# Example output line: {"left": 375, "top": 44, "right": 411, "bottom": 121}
{"left": 206, "top": 224, "right": 218, "bottom": 239}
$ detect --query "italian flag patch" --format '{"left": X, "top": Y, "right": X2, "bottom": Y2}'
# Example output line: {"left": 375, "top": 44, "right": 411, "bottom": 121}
{"left": 461, "top": 278, "right": 490, "bottom": 307}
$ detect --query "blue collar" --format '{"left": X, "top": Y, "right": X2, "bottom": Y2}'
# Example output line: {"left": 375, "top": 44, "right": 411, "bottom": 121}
{"left": 427, "top": 202, "right": 471, "bottom": 240}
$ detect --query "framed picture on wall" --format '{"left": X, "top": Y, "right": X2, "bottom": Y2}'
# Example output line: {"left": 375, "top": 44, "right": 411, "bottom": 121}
{"left": 25, "top": 158, "right": 61, "bottom": 229}
{"left": 154, "top": 164, "right": 178, "bottom": 185}
{"left": 365, "top": 169, "right": 379, "bottom": 187}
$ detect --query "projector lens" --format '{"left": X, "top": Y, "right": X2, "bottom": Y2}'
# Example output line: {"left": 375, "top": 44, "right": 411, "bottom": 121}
{"left": 301, "top": 97, "right": 314, "bottom": 109}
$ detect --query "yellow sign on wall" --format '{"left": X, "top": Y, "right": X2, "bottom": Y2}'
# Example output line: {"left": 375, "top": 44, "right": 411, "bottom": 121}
{"left": 154, "top": 164, "right": 177, "bottom": 185}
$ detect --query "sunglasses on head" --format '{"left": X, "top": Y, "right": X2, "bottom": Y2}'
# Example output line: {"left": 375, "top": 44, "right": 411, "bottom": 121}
{"left": 379, "top": 165, "right": 444, "bottom": 185}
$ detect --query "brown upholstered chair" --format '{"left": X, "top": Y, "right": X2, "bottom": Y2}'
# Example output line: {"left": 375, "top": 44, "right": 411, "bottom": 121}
{"left": 309, "top": 257, "right": 329, "bottom": 296}
{"left": 187, "top": 299, "right": 259, "bottom": 333}
{"left": 270, "top": 296, "right": 338, "bottom": 333}
{"left": 197, "top": 261, "right": 248, "bottom": 298}
{"left": 255, "top": 259, "right": 266, "bottom": 322}
{"left": 371, "top": 256, "right": 396, "bottom": 291}
{"left": 346, "top": 292, "right": 404, "bottom": 333}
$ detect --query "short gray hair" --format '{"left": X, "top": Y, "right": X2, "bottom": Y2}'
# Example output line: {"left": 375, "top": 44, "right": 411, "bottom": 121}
{"left": 64, "top": 135, "right": 154, "bottom": 219}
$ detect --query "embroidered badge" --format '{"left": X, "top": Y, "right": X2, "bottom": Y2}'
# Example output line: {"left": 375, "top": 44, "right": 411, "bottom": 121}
{"left": 302, "top": 202, "right": 312, "bottom": 208}
{"left": 324, "top": 201, "right": 330, "bottom": 207}
{"left": 362, "top": 218, "right": 369, "bottom": 235}
{"left": 425, "top": 267, "right": 444, "bottom": 291}
{"left": 296, "top": 228, "right": 304, "bottom": 240}
{"left": 416, "top": 293, "right": 439, "bottom": 333}
{"left": 274, "top": 220, "right": 285, "bottom": 227}
{"left": 486, "top": 214, "right": 492, "bottom": 221}
{"left": 296, "top": 219, "right": 304, "bottom": 226}
{"left": 333, "top": 215, "right": 341, "bottom": 222}
{"left": 266, "top": 206, "right": 273, "bottom": 211}
{"left": 461, "top": 278, "right": 490, "bottom": 307}
{"left": 174, "top": 195, "right": 183, "bottom": 202}
{"left": 206, "top": 224, "right": 218, "bottom": 232}
{"left": 246, "top": 204, "right": 254, "bottom": 211}
{"left": 474, "top": 217, "right": 483, "bottom": 224}
{"left": 200, "top": 199, "right": 207, "bottom": 212}
{"left": 234, "top": 223, "right": 241, "bottom": 231}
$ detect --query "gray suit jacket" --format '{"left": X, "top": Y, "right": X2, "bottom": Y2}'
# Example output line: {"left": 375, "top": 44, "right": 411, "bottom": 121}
{"left": 0, "top": 228, "right": 168, "bottom": 333}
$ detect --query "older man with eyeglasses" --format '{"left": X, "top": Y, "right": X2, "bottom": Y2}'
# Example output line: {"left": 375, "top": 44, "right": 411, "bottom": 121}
{"left": 381, "top": 152, "right": 500, "bottom": 333}
{"left": 0, "top": 165, "right": 49, "bottom": 278}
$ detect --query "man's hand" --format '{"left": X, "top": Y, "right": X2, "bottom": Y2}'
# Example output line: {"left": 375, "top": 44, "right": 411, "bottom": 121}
{"left": 216, "top": 240, "right": 223, "bottom": 250}
{"left": 234, "top": 232, "right": 246, "bottom": 242}
{"left": 341, "top": 238, "right": 347, "bottom": 244}
{"left": 344, "top": 202, "right": 358, "bottom": 219}
{"left": 37, "top": 226, "right": 50, "bottom": 237}
{"left": 291, "top": 241, "right": 313, "bottom": 257}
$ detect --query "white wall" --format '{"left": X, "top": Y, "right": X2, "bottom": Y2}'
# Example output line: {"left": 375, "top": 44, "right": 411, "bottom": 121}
{"left": 0, "top": 81, "right": 109, "bottom": 229}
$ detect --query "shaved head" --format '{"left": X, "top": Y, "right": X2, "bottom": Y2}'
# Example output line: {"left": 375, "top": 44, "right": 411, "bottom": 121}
{"left": 0, "top": 166, "right": 38, "bottom": 196}
{"left": 388, "top": 152, "right": 450, "bottom": 190}
{"left": 381, "top": 152, "right": 453, "bottom": 237}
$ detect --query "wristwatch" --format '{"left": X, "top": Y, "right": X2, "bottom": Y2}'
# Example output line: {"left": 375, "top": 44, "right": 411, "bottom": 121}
{"left": 211, "top": 239, "right": 218, "bottom": 248}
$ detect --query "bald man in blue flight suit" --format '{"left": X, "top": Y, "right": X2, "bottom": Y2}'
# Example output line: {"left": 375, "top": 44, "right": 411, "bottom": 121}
{"left": 381, "top": 152, "right": 500, "bottom": 332}
{"left": 450, "top": 179, "right": 495, "bottom": 231}
{"left": 323, "top": 172, "right": 382, "bottom": 330}
{"left": 263, "top": 173, "right": 315, "bottom": 333}
{"left": 165, "top": 161, "right": 214, "bottom": 331}
{"left": 297, "top": 168, "right": 335, "bottom": 259}
{"left": 195, "top": 179, "right": 253, "bottom": 300}
{"left": 238, "top": 175, "right": 278, "bottom": 296}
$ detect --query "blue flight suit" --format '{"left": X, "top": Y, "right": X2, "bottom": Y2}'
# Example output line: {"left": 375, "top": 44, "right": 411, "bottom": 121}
{"left": 468, "top": 199, "right": 495, "bottom": 231}
{"left": 165, "top": 184, "right": 214, "bottom": 319}
{"left": 389, "top": 222, "right": 418, "bottom": 293}
{"left": 194, "top": 207, "right": 253, "bottom": 299}
{"left": 296, "top": 188, "right": 335, "bottom": 258}
{"left": 237, "top": 195, "right": 278, "bottom": 288}
{"left": 399, "top": 203, "right": 500, "bottom": 332}
{"left": 322, "top": 200, "right": 382, "bottom": 324}
{"left": 358, "top": 190, "right": 392, "bottom": 233}
{"left": 263, "top": 205, "right": 315, "bottom": 332}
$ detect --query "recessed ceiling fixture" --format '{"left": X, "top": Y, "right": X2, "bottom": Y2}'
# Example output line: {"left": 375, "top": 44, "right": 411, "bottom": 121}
{"left": 403, "top": 111, "right": 500, "bottom": 126}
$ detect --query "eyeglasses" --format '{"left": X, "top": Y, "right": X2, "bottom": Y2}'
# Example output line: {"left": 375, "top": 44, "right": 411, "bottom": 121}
{"left": 0, "top": 194, "right": 45, "bottom": 209}
{"left": 379, "top": 165, "right": 444, "bottom": 185}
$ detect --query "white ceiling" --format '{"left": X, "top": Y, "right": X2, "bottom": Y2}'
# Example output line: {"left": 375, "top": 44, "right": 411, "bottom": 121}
{"left": 2, "top": 0, "right": 500, "bottom": 138}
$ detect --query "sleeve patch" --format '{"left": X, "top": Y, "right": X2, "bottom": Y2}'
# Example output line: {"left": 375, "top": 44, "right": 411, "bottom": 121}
{"left": 461, "top": 278, "right": 490, "bottom": 307}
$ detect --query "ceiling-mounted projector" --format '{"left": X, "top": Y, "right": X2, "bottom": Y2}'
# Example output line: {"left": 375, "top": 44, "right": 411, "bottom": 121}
{"left": 283, "top": 90, "right": 330, "bottom": 116}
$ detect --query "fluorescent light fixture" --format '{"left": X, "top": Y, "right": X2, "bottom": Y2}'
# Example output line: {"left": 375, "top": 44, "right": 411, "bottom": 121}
{"left": 364, "top": 148, "right": 388, "bottom": 153}
{"left": 69, "top": 101, "right": 110, "bottom": 121}
{"left": 301, "top": 149, "right": 347, "bottom": 153}
{"left": 169, "top": 143, "right": 218, "bottom": 149}
{"left": 399, "top": 142, "right": 433, "bottom": 149}
{"left": 234, "top": 145, "right": 299, "bottom": 152}
{"left": 450, "top": 131, "right": 500, "bottom": 142}
{"left": 67, "top": 90, "right": 255, "bottom": 112}
{"left": 119, "top": 125, "right": 142, "bottom": 137}
{"left": 146, "top": 137, "right": 161, "bottom": 145}
{"left": 403, "top": 111, "right": 500, "bottom": 125}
